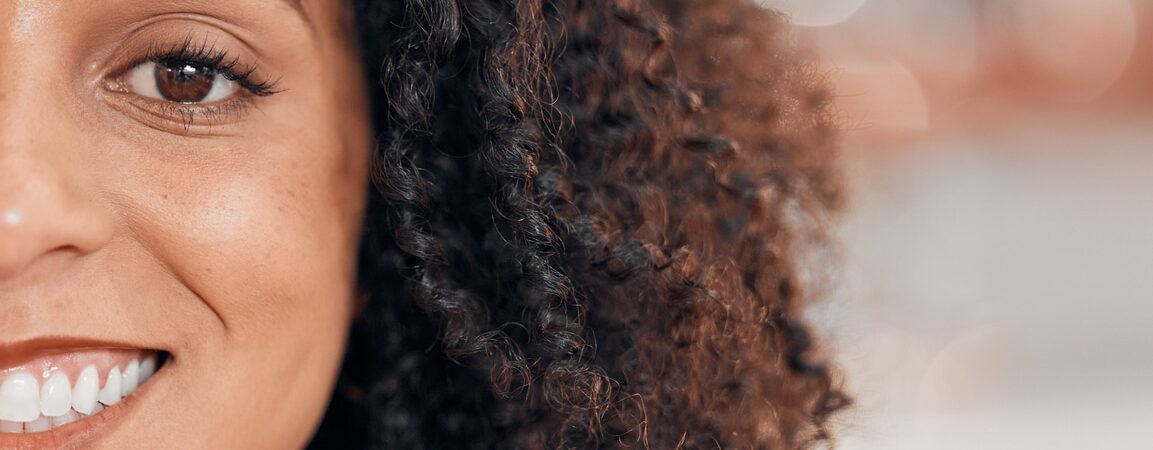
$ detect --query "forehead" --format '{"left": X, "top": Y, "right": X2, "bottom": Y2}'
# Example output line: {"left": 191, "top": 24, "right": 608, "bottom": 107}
{"left": 1, "top": 0, "right": 321, "bottom": 30}
{"left": 1, "top": 0, "right": 365, "bottom": 70}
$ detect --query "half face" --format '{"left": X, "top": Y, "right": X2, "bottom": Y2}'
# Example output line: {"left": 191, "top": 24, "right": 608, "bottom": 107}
{"left": 0, "top": 0, "right": 371, "bottom": 448}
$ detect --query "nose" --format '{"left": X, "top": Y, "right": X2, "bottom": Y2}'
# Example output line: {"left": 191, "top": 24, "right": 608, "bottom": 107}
{"left": 0, "top": 80, "right": 116, "bottom": 283}
{"left": 0, "top": 143, "right": 116, "bottom": 281}
{"left": 0, "top": 1, "right": 117, "bottom": 282}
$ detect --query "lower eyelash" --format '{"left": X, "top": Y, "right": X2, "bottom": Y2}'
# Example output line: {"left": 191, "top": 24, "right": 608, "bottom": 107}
{"left": 152, "top": 96, "right": 253, "bottom": 130}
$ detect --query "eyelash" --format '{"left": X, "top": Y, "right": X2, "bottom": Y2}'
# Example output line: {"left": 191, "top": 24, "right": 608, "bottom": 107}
{"left": 112, "top": 34, "right": 281, "bottom": 129}
{"left": 142, "top": 36, "right": 280, "bottom": 97}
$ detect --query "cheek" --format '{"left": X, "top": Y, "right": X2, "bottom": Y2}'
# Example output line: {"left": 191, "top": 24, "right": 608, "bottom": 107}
{"left": 177, "top": 174, "right": 353, "bottom": 331}
{"left": 82, "top": 9, "right": 372, "bottom": 444}
{"left": 107, "top": 134, "right": 367, "bottom": 444}
{"left": 123, "top": 143, "right": 362, "bottom": 328}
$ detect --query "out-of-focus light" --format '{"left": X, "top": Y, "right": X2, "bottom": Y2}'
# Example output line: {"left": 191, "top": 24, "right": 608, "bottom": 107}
{"left": 918, "top": 327, "right": 1009, "bottom": 412}
{"left": 840, "top": 331, "right": 936, "bottom": 411}
{"left": 758, "top": 0, "right": 869, "bottom": 27}
{"left": 833, "top": 60, "right": 929, "bottom": 140}
{"left": 891, "top": 2, "right": 980, "bottom": 90}
{"left": 1014, "top": 0, "right": 1136, "bottom": 103}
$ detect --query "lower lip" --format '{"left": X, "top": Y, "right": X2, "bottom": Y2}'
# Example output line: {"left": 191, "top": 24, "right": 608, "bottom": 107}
{"left": 0, "top": 357, "right": 166, "bottom": 449}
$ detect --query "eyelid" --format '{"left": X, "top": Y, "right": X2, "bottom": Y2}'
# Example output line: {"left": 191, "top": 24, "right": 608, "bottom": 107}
{"left": 103, "top": 32, "right": 283, "bottom": 131}
{"left": 137, "top": 34, "right": 281, "bottom": 96}
{"left": 109, "top": 89, "right": 260, "bottom": 133}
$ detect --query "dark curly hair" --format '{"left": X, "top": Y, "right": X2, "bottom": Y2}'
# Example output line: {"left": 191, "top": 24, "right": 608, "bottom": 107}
{"left": 309, "top": 0, "right": 848, "bottom": 448}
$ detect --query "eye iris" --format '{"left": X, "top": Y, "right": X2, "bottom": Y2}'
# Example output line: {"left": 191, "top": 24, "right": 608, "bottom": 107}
{"left": 154, "top": 62, "right": 216, "bottom": 103}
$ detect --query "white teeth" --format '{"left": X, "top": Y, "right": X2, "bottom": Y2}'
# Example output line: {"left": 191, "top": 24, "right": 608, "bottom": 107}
{"left": 98, "top": 366, "right": 122, "bottom": 406}
{"left": 0, "top": 420, "right": 21, "bottom": 433}
{"left": 72, "top": 365, "right": 100, "bottom": 415}
{"left": 122, "top": 360, "right": 140, "bottom": 396}
{"left": 0, "top": 354, "right": 162, "bottom": 434}
{"left": 50, "top": 410, "right": 80, "bottom": 427}
{"left": 25, "top": 415, "right": 51, "bottom": 432}
{"left": 0, "top": 371, "right": 40, "bottom": 422}
{"left": 140, "top": 356, "right": 156, "bottom": 381}
{"left": 40, "top": 372, "right": 72, "bottom": 417}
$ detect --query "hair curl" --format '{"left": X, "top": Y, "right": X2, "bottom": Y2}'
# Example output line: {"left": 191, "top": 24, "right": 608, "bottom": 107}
{"left": 309, "top": 0, "right": 848, "bottom": 448}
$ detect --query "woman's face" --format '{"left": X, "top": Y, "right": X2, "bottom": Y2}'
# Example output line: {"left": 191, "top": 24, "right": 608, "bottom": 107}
{"left": 0, "top": 0, "right": 370, "bottom": 448}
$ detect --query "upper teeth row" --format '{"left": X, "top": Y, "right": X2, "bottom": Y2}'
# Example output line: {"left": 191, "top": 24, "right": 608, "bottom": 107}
{"left": 0, "top": 356, "right": 158, "bottom": 431}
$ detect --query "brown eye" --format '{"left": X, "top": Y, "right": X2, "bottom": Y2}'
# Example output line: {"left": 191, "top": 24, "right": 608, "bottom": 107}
{"left": 125, "top": 61, "right": 239, "bottom": 104}
{"left": 155, "top": 62, "right": 215, "bottom": 103}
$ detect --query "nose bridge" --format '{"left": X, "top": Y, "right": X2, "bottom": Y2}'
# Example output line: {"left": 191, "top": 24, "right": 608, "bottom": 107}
{"left": 0, "top": 0, "right": 57, "bottom": 88}
{"left": 0, "top": 14, "right": 116, "bottom": 282}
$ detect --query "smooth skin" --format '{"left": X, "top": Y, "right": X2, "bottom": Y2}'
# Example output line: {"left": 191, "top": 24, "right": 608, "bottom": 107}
{"left": 0, "top": 0, "right": 371, "bottom": 448}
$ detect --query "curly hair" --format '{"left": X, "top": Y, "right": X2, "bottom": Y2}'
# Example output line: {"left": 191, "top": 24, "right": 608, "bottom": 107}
{"left": 309, "top": 0, "right": 848, "bottom": 448}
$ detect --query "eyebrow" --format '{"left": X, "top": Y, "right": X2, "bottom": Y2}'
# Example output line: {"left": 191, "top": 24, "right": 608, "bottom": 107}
{"left": 279, "top": 0, "right": 313, "bottom": 27}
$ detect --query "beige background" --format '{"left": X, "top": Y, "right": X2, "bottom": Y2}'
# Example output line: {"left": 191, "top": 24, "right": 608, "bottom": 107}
{"left": 759, "top": 1, "right": 1153, "bottom": 448}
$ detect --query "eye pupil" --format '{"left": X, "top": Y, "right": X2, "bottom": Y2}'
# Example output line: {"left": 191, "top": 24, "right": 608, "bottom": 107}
{"left": 154, "top": 62, "right": 216, "bottom": 103}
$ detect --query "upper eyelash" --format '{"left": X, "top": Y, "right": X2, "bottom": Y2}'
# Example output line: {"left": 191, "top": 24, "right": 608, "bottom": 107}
{"left": 142, "top": 34, "right": 281, "bottom": 97}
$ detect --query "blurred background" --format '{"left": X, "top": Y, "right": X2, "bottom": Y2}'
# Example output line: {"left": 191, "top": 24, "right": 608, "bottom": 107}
{"left": 759, "top": 0, "right": 1153, "bottom": 449}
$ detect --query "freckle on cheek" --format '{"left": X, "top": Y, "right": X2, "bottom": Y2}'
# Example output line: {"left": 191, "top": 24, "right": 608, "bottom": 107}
{"left": 186, "top": 188, "right": 263, "bottom": 245}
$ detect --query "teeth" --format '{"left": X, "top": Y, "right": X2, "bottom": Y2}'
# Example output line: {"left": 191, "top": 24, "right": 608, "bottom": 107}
{"left": 122, "top": 360, "right": 140, "bottom": 396}
{"left": 0, "top": 420, "right": 21, "bottom": 433}
{"left": 25, "top": 415, "right": 51, "bottom": 433}
{"left": 0, "top": 354, "right": 161, "bottom": 434}
{"left": 72, "top": 366, "right": 100, "bottom": 415}
{"left": 0, "top": 372, "right": 40, "bottom": 422}
{"left": 50, "top": 410, "right": 80, "bottom": 427}
{"left": 140, "top": 357, "right": 156, "bottom": 381}
{"left": 97, "top": 366, "right": 122, "bottom": 406}
{"left": 40, "top": 373, "right": 72, "bottom": 417}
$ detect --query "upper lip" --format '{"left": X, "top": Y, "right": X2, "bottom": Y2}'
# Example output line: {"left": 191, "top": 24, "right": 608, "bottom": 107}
{"left": 0, "top": 337, "right": 158, "bottom": 370}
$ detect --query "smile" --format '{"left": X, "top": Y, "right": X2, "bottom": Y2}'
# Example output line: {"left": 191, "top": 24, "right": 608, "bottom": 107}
{"left": 0, "top": 349, "right": 163, "bottom": 435}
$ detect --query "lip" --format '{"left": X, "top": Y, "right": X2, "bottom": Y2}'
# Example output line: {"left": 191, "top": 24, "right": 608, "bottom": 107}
{"left": 0, "top": 338, "right": 170, "bottom": 449}
{"left": 0, "top": 337, "right": 158, "bottom": 368}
